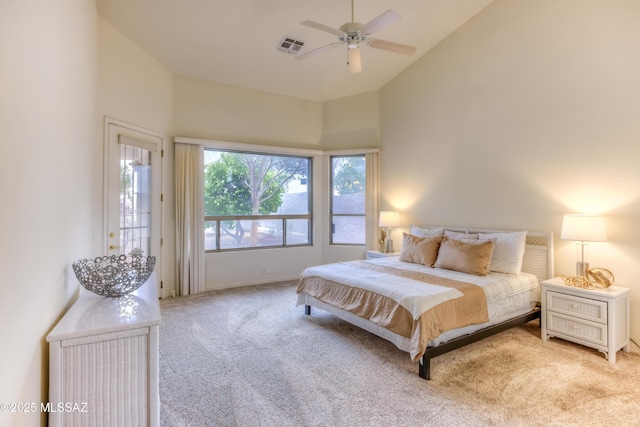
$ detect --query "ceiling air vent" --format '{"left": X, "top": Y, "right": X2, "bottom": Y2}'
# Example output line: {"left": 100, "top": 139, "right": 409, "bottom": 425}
{"left": 277, "top": 37, "right": 304, "bottom": 55}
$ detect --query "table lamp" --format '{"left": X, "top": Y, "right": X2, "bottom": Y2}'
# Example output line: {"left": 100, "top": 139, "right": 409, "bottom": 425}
{"left": 379, "top": 211, "right": 400, "bottom": 253}
{"left": 560, "top": 214, "right": 607, "bottom": 277}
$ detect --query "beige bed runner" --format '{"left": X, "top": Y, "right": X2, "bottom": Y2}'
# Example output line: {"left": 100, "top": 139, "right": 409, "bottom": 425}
{"left": 297, "top": 261, "right": 489, "bottom": 361}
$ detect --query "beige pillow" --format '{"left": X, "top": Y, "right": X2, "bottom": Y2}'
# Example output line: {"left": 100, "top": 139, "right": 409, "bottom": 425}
{"left": 399, "top": 233, "right": 443, "bottom": 267}
{"left": 434, "top": 237, "right": 495, "bottom": 276}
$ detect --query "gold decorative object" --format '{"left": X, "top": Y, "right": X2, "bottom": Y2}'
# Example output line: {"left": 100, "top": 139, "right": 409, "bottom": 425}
{"left": 560, "top": 268, "right": 614, "bottom": 290}
{"left": 587, "top": 268, "right": 614, "bottom": 288}
{"left": 379, "top": 229, "right": 387, "bottom": 253}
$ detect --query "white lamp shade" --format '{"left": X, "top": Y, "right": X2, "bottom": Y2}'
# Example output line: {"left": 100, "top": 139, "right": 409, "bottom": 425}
{"left": 379, "top": 211, "right": 400, "bottom": 228}
{"left": 348, "top": 47, "right": 362, "bottom": 74}
{"left": 560, "top": 214, "right": 607, "bottom": 242}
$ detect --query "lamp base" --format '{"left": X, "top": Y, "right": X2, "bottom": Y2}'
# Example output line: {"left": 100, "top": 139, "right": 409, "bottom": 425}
{"left": 386, "top": 239, "right": 394, "bottom": 253}
{"left": 576, "top": 261, "right": 589, "bottom": 277}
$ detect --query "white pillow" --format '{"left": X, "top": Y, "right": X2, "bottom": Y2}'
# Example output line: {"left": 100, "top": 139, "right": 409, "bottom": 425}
{"left": 410, "top": 225, "right": 445, "bottom": 238}
{"left": 478, "top": 231, "right": 527, "bottom": 275}
{"left": 444, "top": 229, "right": 479, "bottom": 241}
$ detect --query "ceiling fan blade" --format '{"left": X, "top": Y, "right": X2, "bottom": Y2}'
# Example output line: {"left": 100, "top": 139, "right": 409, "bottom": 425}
{"left": 368, "top": 38, "right": 416, "bottom": 56}
{"left": 360, "top": 10, "right": 401, "bottom": 35}
{"left": 300, "top": 20, "right": 344, "bottom": 37}
{"left": 295, "top": 42, "right": 343, "bottom": 60}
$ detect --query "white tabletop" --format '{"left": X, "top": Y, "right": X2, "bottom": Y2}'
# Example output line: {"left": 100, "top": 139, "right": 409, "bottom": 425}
{"left": 46, "top": 274, "right": 161, "bottom": 342}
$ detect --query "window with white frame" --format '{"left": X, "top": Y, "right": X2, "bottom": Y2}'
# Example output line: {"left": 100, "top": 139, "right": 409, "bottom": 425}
{"left": 330, "top": 154, "right": 366, "bottom": 245}
{"left": 204, "top": 148, "right": 312, "bottom": 251}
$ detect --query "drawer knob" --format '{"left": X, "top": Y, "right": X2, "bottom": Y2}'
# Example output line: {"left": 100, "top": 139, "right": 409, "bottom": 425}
{"left": 571, "top": 303, "right": 578, "bottom": 309}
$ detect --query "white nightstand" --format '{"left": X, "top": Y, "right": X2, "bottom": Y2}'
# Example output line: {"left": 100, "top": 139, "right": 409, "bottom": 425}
{"left": 366, "top": 250, "right": 399, "bottom": 259}
{"left": 541, "top": 277, "right": 631, "bottom": 363}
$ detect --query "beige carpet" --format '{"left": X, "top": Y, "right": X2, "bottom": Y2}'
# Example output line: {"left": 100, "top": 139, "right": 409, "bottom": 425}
{"left": 159, "top": 281, "right": 640, "bottom": 427}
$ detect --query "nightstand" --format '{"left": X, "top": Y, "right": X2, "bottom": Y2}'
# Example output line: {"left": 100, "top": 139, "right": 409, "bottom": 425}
{"left": 366, "top": 250, "right": 399, "bottom": 259}
{"left": 541, "top": 277, "right": 631, "bottom": 363}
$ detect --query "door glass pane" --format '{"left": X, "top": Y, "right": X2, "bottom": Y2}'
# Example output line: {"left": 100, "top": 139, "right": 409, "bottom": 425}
{"left": 120, "top": 144, "right": 151, "bottom": 256}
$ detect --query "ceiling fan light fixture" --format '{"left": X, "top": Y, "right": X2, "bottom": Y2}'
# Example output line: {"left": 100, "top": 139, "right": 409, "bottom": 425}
{"left": 347, "top": 46, "right": 362, "bottom": 73}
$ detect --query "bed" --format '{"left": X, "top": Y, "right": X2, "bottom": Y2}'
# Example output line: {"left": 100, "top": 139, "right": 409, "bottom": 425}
{"left": 296, "top": 226, "right": 554, "bottom": 380}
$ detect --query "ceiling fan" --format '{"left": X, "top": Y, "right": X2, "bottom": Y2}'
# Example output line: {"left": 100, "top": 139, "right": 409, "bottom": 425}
{"left": 295, "top": 0, "right": 417, "bottom": 73}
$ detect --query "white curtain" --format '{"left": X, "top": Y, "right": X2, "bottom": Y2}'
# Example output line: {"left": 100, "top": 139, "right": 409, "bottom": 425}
{"left": 175, "top": 143, "right": 205, "bottom": 295}
{"left": 365, "top": 151, "right": 380, "bottom": 250}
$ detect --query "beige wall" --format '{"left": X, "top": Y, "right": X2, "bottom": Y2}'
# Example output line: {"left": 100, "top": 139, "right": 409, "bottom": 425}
{"left": 97, "top": 18, "right": 173, "bottom": 134}
{"left": 0, "top": 1, "right": 98, "bottom": 426}
{"left": 173, "top": 75, "right": 323, "bottom": 148}
{"left": 321, "top": 91, "right": 380, "bottom": 150}
{"left": 380, "top": 0, "right": 640, "bottom": 341}
{"left": 97, "top": 17, "right": 175, "bottom": 297}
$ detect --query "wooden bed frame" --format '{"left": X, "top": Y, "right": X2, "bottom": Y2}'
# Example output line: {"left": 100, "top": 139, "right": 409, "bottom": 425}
{"left": 302, "top": 227, "right": 554, "bottom": 380}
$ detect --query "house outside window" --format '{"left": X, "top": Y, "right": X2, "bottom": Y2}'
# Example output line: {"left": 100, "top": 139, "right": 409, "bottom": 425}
{"left": 330, "top": 155, "right": 366, "bottom": 245}
{"left": 204, "top": 149, "right": 312, "bottom": 251}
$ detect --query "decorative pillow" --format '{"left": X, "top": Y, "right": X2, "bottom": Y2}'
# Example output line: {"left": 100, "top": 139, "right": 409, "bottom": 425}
{"left": 444, "top": 229, "right": 479, "bottom": 241}
{"left": 399, "top": 234, "right": 443, "bottom": 267}
{"left": 434, "top": 237, "right": 495, "bottom": 276}
{"left": 410, "top": 225, "right": 445, "bottom": 238}
{"left": 478, "top": 231, "right": 527, "bottom": 275}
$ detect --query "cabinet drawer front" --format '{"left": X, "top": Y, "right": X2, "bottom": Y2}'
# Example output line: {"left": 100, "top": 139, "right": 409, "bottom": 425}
{"left": 547, "top": 312, "right": 607, "bottom": 347}
{"left": 546, "top": 291, "right": 607, "bottom": 323}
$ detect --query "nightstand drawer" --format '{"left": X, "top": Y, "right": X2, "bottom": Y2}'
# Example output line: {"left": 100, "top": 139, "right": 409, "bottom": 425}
{"left": 547, "top": 311, "right": 607, "bottom": 347}
{"left": 546, "top": 291, "right": 607, "bottom": 324}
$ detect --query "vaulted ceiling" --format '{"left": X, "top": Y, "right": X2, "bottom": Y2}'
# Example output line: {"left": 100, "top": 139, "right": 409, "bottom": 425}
{"left": 97, "top": 0, "right": 494, "bottom": 102}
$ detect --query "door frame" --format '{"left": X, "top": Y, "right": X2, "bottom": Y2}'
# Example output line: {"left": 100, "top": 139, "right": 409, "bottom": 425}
{"left": 103, "top": 116, "right": 164, "bottom": 294}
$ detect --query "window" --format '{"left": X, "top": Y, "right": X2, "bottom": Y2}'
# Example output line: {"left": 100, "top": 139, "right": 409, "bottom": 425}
{"left": 330, "top": 155, "right": 366, "bottom": 245}
{"left": 204, "top": 149, "right": 312, "bottom": 251}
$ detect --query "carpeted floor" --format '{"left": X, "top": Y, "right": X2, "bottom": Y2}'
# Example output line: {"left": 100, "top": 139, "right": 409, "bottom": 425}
{"left": 158, "top": 281, "right": 640, "bottom": 427}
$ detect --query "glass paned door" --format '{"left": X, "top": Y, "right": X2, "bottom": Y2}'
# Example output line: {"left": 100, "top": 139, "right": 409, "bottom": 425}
{"left": 105, "top": 120, "right": 162, "bottom": 291}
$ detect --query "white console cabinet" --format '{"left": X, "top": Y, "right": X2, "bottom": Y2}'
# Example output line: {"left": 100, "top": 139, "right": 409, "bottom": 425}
{"left": 46, "top": 275, "right": 160, "bottom": 426}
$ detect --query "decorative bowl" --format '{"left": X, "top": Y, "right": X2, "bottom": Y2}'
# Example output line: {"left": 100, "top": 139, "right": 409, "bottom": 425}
{"left": 72, "top": 254, "right": 156, "bottom": 297}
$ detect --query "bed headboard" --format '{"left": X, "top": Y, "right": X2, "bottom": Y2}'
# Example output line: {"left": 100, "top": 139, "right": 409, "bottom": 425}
{"left": 416, "top": 226, "right": 554, "bottom": 282}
